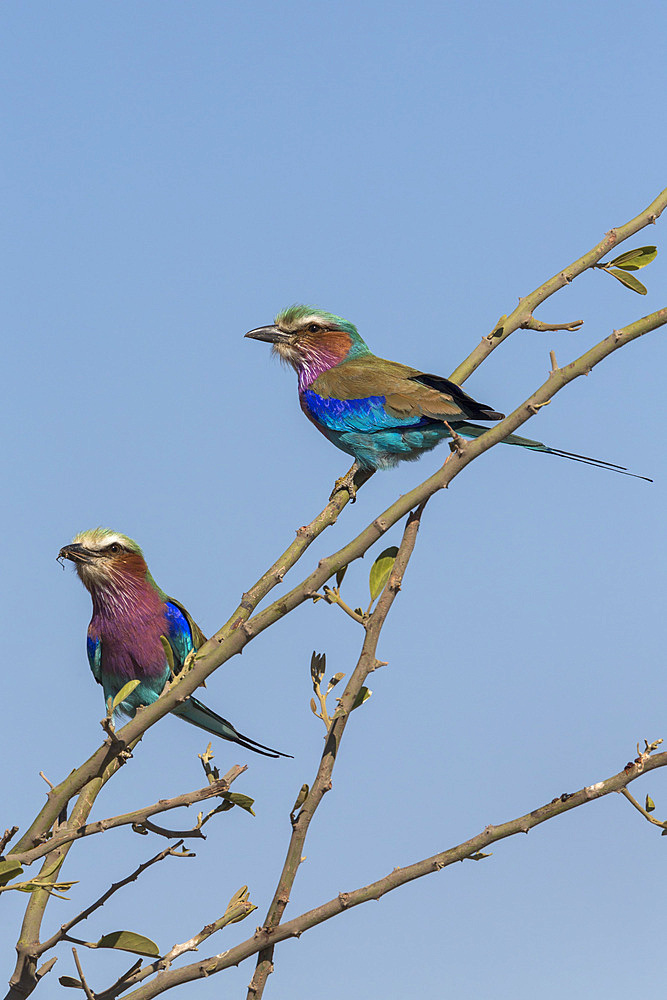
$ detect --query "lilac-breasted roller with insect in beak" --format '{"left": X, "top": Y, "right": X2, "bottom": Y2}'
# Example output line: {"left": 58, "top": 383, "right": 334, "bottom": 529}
{"left": 58, "top": 528, "right": 290, "bottom": 758}
{"left": 246, "top": 305, "right": 651, "bottom": 495}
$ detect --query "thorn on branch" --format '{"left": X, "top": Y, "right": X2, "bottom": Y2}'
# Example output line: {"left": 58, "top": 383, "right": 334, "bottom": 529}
{"left": 528, "top": 401, "right": 551, "bottom": 415}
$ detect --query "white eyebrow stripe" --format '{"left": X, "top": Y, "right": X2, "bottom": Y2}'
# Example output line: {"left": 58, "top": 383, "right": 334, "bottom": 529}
{"left": 73, "top": 530, "right": 130, "bottom": 551}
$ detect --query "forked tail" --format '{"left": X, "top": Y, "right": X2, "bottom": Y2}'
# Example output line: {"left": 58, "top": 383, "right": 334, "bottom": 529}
{"left": 172, "top": 696, "right": 292, "bottom": 758}
{"left": 454, "top": 423, "right": 652, "bottom": 482}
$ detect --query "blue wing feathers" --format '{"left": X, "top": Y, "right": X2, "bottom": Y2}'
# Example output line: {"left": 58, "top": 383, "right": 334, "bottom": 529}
{"left": 301, "top": 390, "right": 429, "bottom": 433}
{"left": 164, "top": 601, "right": 194, "bottom": 672}
{"left": 86, "top": 634, "right": 102, "bottom": 683}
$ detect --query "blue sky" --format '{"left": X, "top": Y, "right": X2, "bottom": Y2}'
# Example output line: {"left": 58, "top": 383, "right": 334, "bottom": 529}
{"left": 2, "top": 2, "right": 666, "bottom": 997}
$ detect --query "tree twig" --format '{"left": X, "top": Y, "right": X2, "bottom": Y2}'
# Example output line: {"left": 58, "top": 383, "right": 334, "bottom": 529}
{"left": 13, "top": 768, "right": 245, "bottom": 866}
{"left": 246, "top": 503, "right": 426, "bottom": 998}
{"left": 37, "top": 842, "right": 193, "bottom": 956}
{"left": 71, "top": 949, "right": 95, "bottom": 1000}
{"left": 449, "top": 186, "right": 667, "bottom": 383}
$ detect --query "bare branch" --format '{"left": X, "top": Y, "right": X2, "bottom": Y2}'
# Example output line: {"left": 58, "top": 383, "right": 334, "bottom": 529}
{"left": 247, "top": 504, "right": 425, "bottom": 998}
{"left": 72, "top": 948, "right": 95, "bottom": 1000}
{"left": 116, "top": 743, "right": 667, "bottom": 999}
{"left": 13, "top": 768, "right": 245, "bottom": 866}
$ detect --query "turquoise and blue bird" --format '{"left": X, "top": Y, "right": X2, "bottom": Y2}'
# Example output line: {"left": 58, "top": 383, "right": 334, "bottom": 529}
{"left": 246, "top": 305, "right": 649, "bottom": 481}
{"left": 58, "top": 528, "right": 289, "bottom": 757}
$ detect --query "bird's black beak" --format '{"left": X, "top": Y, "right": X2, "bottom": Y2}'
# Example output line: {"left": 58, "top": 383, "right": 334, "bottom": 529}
{"left": 245, "top": 325, "right": 291, "bottom": 344}
{"left": 57, "top": 543, "right": 96, "bottom": 566}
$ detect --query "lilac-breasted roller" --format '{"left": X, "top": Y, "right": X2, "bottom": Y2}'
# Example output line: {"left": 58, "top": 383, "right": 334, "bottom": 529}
{"left": 246, "top": 305, "right": 650, "bottom": 484}
{"left": 58, "top": 528, "right": 289, "bottom": 757}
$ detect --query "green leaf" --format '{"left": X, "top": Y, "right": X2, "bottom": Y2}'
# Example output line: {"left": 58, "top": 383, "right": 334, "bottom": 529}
{"left": 336, "top": 565, "right": 348, "bottom": 588}
{"left": 291, "top": 784, "right": 309, "bottom": 814}
{"left": 111, "top": 679, "right": 141, "bottom": 712}
{"left": 96, "top": 931, "right": 160, "bottom": 957}
{"left": 160, "top": 635, "right": 175, "bottom": 674}
{"left": 0, "top": 859, "right": 24, "bottom": 887}
{"left": 38, "top": 856, "right": 65, "bottom": 880}
{"left": 226, "top": 792, "right": 256, "bottom": 816}
{"left": 467, "top": 851, "right": 492, "bottom": 861}
{"left": 351, "top": 686, "right": 372, "bottom": 711}
{"left": 606, "top": 269, "right": 647, "bottom": 295}
{"left": 608, "top": 245, "right": 657, "bottom": 270}
{"left": 646, "top": 794, "right": 656, "bottom": 813}
{"left": 369, "top": 546, "right": 399, "bottom": 601}
{"left": 59, "top": 976, "right": 83, "bottom": 988}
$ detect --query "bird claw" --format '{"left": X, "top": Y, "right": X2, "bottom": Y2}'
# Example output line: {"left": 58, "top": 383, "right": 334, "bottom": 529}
{"left": 330, "top": 476, "right": 357, "bottom": 503}
{"left": 329, "top": 465, "right": 359, "bottom": 503}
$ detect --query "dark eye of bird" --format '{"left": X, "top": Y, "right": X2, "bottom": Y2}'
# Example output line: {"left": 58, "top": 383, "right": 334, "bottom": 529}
{"left": 107, "top": 543, "right": 121, "bottom": 554}
{"left": 308, "top": 323, "right": 321, "bottom": 333}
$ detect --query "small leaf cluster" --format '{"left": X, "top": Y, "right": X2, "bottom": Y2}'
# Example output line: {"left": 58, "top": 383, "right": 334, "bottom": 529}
{"left": 308, "top": 649, "right": 373, "bottom": 731}
{"left": 595, "top": 245, "right": 657, "bottom": 295}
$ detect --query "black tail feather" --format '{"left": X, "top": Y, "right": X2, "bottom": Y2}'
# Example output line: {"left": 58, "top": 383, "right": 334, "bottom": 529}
{"left": 454, "top": 423, "right": 652, "bottom": 482}
{"left": 543, "top": 448, "right": 653, "bottom": 482}
{"left": 175, "top": 696, "right": 293, "bottom": 758}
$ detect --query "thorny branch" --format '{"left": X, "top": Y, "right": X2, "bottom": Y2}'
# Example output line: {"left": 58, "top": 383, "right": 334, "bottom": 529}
{"left": 104, "top": 743, "right": 667, "bottom": 1000}
{"left": 246, "top": 503, "right": 426, "bottom": 998}
{"left": 12, "top": 767, "right": 245, "bottom": 867}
